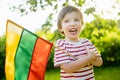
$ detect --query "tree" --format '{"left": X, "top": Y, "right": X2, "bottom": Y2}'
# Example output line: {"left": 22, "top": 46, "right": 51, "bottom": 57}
{"left": 0, "top": 35, "right": 6, "bottom": 80}
{"left": 9, "top": 0, "right": 90, "bottom": 32}
{"left": 7, "top": 0, "right": 120, "bottom": 68}
{"left": 9, "top": 0, "right": 120, "bottom": 33}
{"left": 80, "top": 15, "right": 120, "bottom": 66}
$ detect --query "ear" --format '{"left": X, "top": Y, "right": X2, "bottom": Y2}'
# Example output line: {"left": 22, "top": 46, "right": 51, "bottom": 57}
{"left": 60, "top": 29, "right": 63, "bottom": 32}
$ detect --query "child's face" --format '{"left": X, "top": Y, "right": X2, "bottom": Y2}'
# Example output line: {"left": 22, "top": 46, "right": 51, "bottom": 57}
{"left": 61, "top": 11, "right": 82, "bottom": 41}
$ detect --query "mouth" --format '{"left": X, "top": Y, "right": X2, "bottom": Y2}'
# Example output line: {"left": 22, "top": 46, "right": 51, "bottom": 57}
{"left": 69, "top": 29, "right": 77, "bottom": 35}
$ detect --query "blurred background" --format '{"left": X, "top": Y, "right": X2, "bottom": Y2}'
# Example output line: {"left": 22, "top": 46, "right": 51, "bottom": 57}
{"left": 0, "top": 0, "right": 120, "bottom": 80}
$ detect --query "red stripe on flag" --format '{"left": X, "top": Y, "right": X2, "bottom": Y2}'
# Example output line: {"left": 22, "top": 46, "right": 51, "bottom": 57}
{"left": 28, "top": 38, "right": 53, "bottom": 80}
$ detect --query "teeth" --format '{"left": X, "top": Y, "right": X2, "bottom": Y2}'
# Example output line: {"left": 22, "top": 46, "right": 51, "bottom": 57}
{"left": 69, "top": 29, "right": 77, "bottom": 32}
{"left": 69, "top": 29, "right": 77, "bottom": 34}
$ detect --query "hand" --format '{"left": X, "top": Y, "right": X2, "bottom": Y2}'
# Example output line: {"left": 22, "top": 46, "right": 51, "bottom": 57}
{"left": 84, "top": 45, "right": 98, "bottom": 60}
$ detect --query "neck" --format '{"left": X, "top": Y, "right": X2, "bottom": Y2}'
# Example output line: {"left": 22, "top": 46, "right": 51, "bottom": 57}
{"left": 65, "top": 37, "right": 80, "bottom": 42}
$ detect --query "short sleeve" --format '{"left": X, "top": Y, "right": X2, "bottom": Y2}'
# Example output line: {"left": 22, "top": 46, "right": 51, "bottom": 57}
{"left": 54, "top": 39, "right": 71, "bottom": 68}
{"left": 82, "top": 38, "right": 100, "bottom": 54}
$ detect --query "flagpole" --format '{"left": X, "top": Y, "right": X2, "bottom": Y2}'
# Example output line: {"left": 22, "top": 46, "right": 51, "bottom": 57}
{"left": 53, "top": 44, "right": 101, "bottom": 59}
{"left": 53, "top": 45, "right": 76, "bottom": 58}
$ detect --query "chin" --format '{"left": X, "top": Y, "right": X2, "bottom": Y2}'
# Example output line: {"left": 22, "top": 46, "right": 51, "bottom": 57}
{"left": 70, "top": 35, "right": 78, "bottom": 38}
{"left": 69, "top": 37, "right": 78, "bottom": 39}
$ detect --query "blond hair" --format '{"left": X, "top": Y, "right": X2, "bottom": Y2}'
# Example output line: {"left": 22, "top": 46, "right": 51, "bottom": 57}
{"left": 57, "top": 5, "right": 84, "bottom": 35}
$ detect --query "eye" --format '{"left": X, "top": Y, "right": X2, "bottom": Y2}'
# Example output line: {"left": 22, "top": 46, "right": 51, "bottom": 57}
{"left": 74, "top": 19, "right": 80, "bottom": 21}
{"left": 64, "top": 20, "right": 69, "bottom": 23}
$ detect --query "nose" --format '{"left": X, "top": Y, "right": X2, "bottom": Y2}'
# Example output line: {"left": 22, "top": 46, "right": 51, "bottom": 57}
{"left": 69, "top": 21, "right": 76, "bottom": 27}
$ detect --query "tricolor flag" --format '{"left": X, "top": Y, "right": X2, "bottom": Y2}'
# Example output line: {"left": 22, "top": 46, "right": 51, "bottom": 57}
{"left": 5, "top": 20, "right": 53, "bottom": 80}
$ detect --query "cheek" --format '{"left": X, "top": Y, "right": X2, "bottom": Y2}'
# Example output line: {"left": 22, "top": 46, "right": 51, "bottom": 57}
{"left": 78, "top": 23, "right": 83, "bottom": 29}
{"left": 61, "top": 23, "right": 68, "bottom": 30}
{"left": 78, "top": 22, "right": 82, "bottom": 26}
{"left": 61, "top": 23, "right": 68, "bottom": 28}
{"left": 78, "top": 26, "right": 82, "bottom": 32}
{"left": 62, "top": 27, "right": 68, "bottom": 32}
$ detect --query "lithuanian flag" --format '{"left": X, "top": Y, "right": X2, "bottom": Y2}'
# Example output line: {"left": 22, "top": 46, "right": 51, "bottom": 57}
{"left": 5, "top": 20, "right": 53, "bottom": 80}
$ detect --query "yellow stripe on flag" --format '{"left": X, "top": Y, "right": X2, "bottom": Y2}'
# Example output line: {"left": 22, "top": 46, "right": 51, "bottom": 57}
{"left": 5, "top": 20, "right": 53, "bottom": 80}
{"left": 5, "top": 20, "right": 23, "bottom": 80}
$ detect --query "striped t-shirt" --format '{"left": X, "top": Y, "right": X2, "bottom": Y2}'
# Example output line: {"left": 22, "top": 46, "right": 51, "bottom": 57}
{"left": 54, "top": 38, "right": 99, "bottom": 80}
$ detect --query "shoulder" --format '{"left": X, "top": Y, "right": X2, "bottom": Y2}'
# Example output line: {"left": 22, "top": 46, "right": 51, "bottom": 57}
{"left": 81, "top": 38, "right": 90, "bottom": 42}
{"left": 56, "top": 39, "right": 65, "bottom": 46}
{"left": 81, "top": 38, "right": 93, "bottom": 44}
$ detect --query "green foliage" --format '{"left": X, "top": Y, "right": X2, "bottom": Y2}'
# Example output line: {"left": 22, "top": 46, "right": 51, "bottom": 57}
{"left": 81, "top": 15, "right": 120, "bottom": 66}
{"left": 101, "top": 37, "right": 120, "bottom": 66}
{"left": 26, "top": 0, "right": 37, "bottom": 11}
{"left": 9, "top": 0, "right": 86, "bottom": 16}
{"left": 84, "top": 7, "right": 95, "bottom": 15}
{"left": 1, "top": 16, "right": 120, "bottom": 79}
{"left": 35, "top": 15, "right": 120, "bottom": 68}
{"left": 0, "top": 35, "right": 6, "bottom": 80}
{"left": 0, "top": 1, "right": 119, "bottom": 79}
{"left": 77, "top": 0, "right": 85, "bottom": 6}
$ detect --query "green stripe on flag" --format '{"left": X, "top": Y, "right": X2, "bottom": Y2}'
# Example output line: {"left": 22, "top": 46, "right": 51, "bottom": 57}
{"left": 15, "top": 29, "right": 37, "bottom": 80}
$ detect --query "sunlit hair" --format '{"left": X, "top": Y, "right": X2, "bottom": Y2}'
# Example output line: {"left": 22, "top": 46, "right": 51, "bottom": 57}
{"left": 57, "top": 5, "right": 84, "bottom": 35}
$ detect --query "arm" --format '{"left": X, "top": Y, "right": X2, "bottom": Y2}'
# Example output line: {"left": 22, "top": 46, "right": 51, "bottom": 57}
{"left": 86, "top": 39, "right": 103, "bottom": 66}
{"left": 91, "top": 55, "right": 103, "bottom": 66}
{"left": 60, "top": 49, "right": 97, "bottom": 73}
